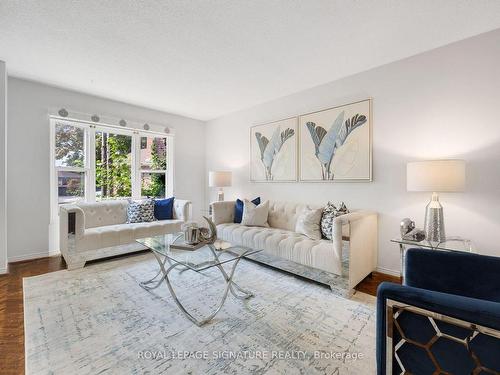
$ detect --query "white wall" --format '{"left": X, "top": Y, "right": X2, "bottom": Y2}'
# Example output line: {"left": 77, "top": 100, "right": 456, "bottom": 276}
{"left": 0, "top": 61, "right": 7, "bottom": 273}
{"left": 7, "top": 78, "right": 205, "bottom": 261}
{"left": 205, "top": 29, "right": 500, "bottom": 274}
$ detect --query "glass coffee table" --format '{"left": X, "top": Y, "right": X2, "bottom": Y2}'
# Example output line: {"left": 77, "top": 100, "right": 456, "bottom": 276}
{"left": 137, "top": 233, "right": 262, "bottom": 326}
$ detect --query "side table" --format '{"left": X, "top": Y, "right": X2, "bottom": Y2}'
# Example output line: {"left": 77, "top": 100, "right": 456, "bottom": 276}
{"left": 391, "top": 236, "right": 475, "bottom": 280}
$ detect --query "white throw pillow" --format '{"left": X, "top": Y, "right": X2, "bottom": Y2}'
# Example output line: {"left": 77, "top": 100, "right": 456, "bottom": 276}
{"left": 241, "top": 199, "right": 269, "bottom": 227}
{"left": 295, "top": 207, "right": 323, "bottom": 240}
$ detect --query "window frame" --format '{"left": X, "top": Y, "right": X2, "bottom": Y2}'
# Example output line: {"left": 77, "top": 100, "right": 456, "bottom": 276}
{"left": 49, "top": 117, "right": 174, "bottom": 236}
{"left": 50, "top": 120, "right": 91, "bottom": 209}
{"left": 94, "top": 125, "right": 135, "bottom": 201}
{"left": 137, "top": 135, "right": 169, "bottom": 199}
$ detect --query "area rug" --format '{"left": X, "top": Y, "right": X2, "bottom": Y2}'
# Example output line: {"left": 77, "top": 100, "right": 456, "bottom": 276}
{"left": 24, "top": 253, "right": 376, "bottom": 374}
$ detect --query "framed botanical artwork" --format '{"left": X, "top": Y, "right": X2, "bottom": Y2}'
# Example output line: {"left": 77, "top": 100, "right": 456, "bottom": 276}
{"left": 250, "top": 117, "right": 298, "bottom": 182}
{"left": 299, "top": 99, "right": 372, "bottom": 181}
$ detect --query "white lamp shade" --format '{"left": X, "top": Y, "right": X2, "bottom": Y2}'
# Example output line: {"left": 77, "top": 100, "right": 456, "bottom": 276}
{"left": 407, "top": 160, "right": 465, "bottom": 192}
{"left": 208, "top": 171, "right": 232, "bottom": 187}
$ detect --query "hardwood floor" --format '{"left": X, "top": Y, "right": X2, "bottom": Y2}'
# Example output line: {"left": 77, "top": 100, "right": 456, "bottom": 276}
{"left": 0, "top": 255, "right": 400, "bottom": 375}
{"left": 0, "top": 256, "right": 66, "bottom": 375}
{"left": 355, "top": 271, "right": 401, "bottom": 296}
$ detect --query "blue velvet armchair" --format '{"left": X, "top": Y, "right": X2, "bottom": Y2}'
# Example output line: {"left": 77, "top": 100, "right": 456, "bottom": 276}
{"left": 377, "top": 248, "right": 500, "bottom": 374}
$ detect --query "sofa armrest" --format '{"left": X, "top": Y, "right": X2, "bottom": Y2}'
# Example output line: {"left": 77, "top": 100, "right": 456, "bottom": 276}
{"left": 59, "top": 204, "right": 85, "bottom": 259}
{"left": 173, "top": 199, "right": 192, "bottom": 222}
{"left": 376, "top": 282, "right": 500, "bottom": 374}
{"left": 59, "top": 204, "right": 85, "bottom": 238}
{"left": 405, "top": 248, "right": 500, "bottom": 302}
{"left": 332, "top": 210, "right": 377, "bottom": 225}
{"left": 332, "top": 210, "right": 378, "bottom": 287}
{"left": 211, "top": 201, "right": 236, "bottom": 225}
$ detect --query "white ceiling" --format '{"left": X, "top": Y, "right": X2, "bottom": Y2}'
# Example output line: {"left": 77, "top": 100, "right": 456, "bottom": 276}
{"left": 1, "top": 1, "right": 500, "bottom": 121}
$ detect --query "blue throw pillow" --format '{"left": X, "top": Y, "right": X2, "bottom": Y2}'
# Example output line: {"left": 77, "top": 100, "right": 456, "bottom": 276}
{"left": 154, "top": 197, "right": 175, "bottom": 220}
{"left": 234, "top": 197, "right": 260, "bottom": 223}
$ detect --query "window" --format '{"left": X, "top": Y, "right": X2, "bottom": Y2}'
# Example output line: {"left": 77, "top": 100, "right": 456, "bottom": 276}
{"left": 57, "top": 171, "right": 85, "bottom": 203}
{"left": 139, "top": 136, "right": 167, "bottom": 198}
{"left": 51, "top": 118, "right": 173, "bottom": 208}
{"left": 95, "top": 131, "right": 132, "bottom": 199}
{"left": 55, "top": 123, "right": 85, "bottom": 168}
{"left": 54, "top": 122, "right": 88, "bottom": 204}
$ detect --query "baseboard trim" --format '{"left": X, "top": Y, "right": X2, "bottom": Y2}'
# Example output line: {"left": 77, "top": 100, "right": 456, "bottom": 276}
{"left": 0, "top": 266, "right": 7, "bottom": 274}
{"left": 376, "top": 266, "right": 400, "bottom": 277}
{"left": 8, "top": 250, "right": 61, "bottom": 263}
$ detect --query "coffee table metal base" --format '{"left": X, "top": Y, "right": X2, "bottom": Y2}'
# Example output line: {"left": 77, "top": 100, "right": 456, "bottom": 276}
{"left": 140, "top": 244, "right": 254, "bottom": 326}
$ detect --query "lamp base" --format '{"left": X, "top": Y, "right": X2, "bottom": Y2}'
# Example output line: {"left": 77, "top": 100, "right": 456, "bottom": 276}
{"left": 217, "top": 189, "right": 224, "bottom": 202}
{"left": 424, "top": 192, "right": 446, "bottom": 243}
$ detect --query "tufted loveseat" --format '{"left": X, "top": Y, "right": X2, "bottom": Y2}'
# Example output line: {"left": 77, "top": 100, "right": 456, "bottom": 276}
{"left": 59, "top": 199, "right": 191, "bottom": 269}
{"left": 211, "top": 200, "right": 378, "bottom": 289}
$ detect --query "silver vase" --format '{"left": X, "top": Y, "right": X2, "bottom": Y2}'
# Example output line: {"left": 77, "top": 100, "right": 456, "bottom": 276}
{"left": 424, "top": 193, "right": 445, "bottom": 243}
{"left": 183, "top": 223, "right": 200, "bottom": 245}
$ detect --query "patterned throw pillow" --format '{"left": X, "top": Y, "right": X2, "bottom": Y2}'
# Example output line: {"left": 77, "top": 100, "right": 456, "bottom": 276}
{"left": 320, "top": 202, "right": 349, "bottom": 240}
{"left": 127, "top": 199, "right": 155, "bottom": 223}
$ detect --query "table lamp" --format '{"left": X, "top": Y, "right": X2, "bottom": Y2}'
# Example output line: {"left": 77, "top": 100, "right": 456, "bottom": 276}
{"left": 209, "top": 171, "right": 232, "bottom": 201}
{"left": 407, "top": 160, "right": 465, "bottom": 242}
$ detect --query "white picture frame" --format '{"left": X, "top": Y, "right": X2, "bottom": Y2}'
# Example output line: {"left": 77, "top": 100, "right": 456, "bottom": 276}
{"left": 250, "top": 117, "right": 298, "bottom": 182}
{"left": 299, "top": 99, "right": 372, "bottom": 182}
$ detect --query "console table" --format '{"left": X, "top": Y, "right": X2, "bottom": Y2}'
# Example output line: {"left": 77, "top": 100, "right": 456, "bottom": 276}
{"left": 391, "top": 237, "right": 475, "bottom": 280}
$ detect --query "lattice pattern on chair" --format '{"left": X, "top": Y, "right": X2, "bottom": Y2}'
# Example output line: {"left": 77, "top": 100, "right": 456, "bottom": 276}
{"left": 387, "top": 302, "right": 500, "bottom": 375}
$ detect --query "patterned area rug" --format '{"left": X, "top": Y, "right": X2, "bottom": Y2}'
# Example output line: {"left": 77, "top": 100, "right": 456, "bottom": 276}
{"left": 24, "top": 253, "right": 376, "bottom": 374}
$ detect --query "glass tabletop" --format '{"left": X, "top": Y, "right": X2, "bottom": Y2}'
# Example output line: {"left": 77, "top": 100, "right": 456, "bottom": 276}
{"left": 136, "top": 232, "right": 262, "bottom": 271}
{"left": 391, "top": 236, "right": 474, "bottom": 253}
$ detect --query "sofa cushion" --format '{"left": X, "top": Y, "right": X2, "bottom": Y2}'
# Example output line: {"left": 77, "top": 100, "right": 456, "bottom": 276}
{"left": 241, "top": 199, "right": 269, "bottom": 227}
{"left": 127, "top": 199, "right": 155, "bottom": 223}
{"left": 295, "top": 207, "right": 323, "bottom": 240}
{"left": 267, "top": 201, "right": 318, "bottom": 232}
{"left": 154, "top": 197, "right": 175, "bottom": 220}
{"left": 234, "top": 197, "right": 260, "bottom": 223}
{"left": 76, "top": 200, "right": 128, "bottom": 229}
{"left": 216, "top": 223, "right": 339, "bottom": 274}
{"left": 76, "top": 219, "right": 183, "bottom": 252}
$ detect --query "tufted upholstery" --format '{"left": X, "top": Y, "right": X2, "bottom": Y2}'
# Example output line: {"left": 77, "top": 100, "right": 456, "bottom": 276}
{"left": 212, "top": 200, "right": 343, "bottom": 274}
{"left": 76, "top": 200, "right": 128, "bottom": 228}
{"left": 211, "top": 200, "right": 378, "bottom": 288}
{"left": 217, "top": 223, "right": 338, "bottom": 273}
{"left": 60, "top": 199, "right": 192, "bottom": 269}
{"left": 76, "top": 220, "right": 184, "bottom": 252}
{"left": 267, "top": 201, "right": 320, "bottom": 231}
{"left": 212, "top": 200, "right": 320, "bottom": 231}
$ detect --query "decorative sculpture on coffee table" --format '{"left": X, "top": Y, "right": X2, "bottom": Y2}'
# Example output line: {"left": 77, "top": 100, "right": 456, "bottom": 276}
{"left": 180, "top": 217, "right": 217, "bottom": 247}
{"left": 198, "top": 216, "right": 217, "bottom": 244}
{"left": 400, "top": 218, "right": 426, "bottom": 242}
{"left": 198, "top": 216, "right": 232, "bottom": 251}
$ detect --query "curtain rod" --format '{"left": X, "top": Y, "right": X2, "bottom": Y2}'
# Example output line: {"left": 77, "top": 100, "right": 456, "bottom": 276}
{"left": 49, "top": 114, "right": 174, "bottom": 137}
{"left": 48, "top": 107, "right": 174, "bottom": 135}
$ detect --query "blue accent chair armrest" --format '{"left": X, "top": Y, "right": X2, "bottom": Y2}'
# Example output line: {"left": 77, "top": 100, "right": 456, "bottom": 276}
{"left": 376, "top": 248, "right": 500, "bottom": 374}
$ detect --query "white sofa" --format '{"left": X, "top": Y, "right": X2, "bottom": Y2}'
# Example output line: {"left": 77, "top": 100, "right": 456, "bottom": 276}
{"left": 211, "top": 200, "right": 377, "bottom": 289}
{"left": 59, "top": 199, "right": 191, "bottom": 269}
